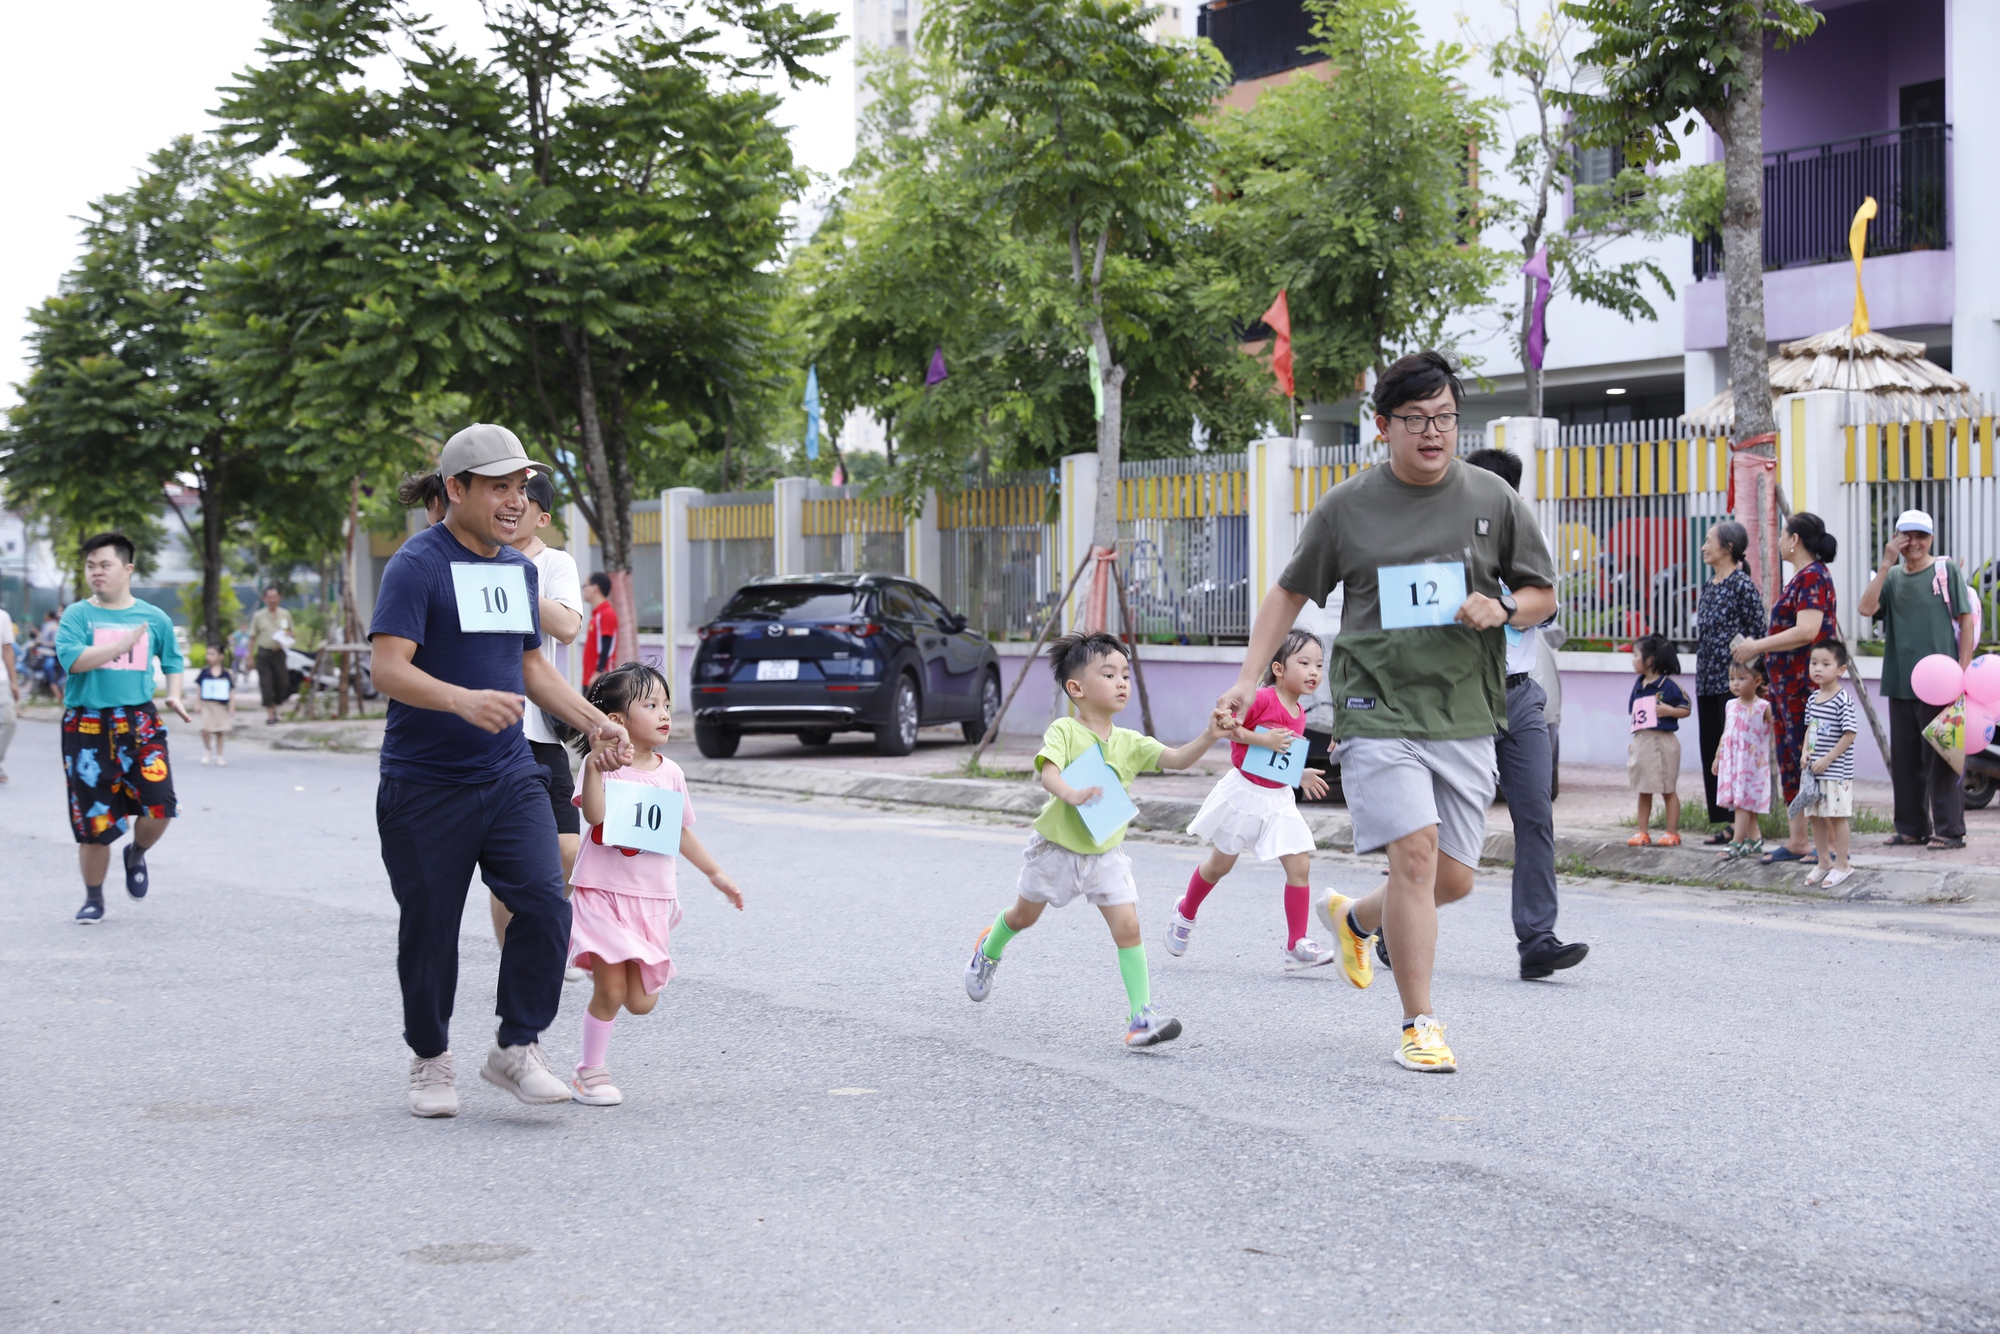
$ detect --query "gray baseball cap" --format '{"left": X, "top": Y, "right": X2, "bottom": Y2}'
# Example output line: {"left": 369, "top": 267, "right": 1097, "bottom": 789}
{"left": 437, "top": 423, "right": 544, "bottom": 479}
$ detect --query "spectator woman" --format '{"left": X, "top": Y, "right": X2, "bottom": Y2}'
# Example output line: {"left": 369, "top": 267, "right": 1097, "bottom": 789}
{"left": 1734, "top": 513, "right": 1840, "bottom": 864}
{"left": 1694, "top": 521, "right": 1766, "bottom": 843}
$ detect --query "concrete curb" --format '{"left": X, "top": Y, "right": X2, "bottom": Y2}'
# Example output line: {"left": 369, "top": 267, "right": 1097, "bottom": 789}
{"left": 678, "top": 758, "right": 2000, "bottom": 906}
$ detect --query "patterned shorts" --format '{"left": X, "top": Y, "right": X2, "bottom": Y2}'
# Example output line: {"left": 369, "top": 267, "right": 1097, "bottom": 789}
{"left": 63, "top": 704, "right": 178, "bottom": 844}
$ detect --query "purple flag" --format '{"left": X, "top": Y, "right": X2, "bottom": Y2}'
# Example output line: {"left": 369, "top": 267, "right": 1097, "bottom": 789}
{"left": 925, "top": 344, "right": 948, "bottom": 386}
{"left": 1522, "top": 247, "right": 1551, "bottom": 371}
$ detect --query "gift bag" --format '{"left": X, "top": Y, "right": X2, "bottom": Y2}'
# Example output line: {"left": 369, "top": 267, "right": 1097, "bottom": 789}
{"left": 1922, "top": 694, "right": 1968, "bottom": 776}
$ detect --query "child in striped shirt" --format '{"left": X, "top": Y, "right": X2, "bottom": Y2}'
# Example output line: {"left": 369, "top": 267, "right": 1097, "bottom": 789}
{"left": 1801, "top": 642, "right": 1858, "bottom": 888}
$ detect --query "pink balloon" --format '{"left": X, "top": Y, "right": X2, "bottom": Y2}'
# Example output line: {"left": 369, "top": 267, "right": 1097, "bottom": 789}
{"left": 1966, "top": 703, "right": 1996, "bottom": 747}
{"left": 1911, "top": 653, "right": 1965, "bottom": 707}
{"left": 1966, "top": 654, "right": 2000, "bottom": 707}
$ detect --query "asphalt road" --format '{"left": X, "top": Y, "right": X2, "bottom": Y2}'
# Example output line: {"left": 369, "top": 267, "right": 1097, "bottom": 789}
{"left": 4, "top": 717, "right": 1999, "bottom": 1332}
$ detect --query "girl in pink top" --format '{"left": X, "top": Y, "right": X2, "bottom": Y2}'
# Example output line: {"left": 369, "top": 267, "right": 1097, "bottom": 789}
{"left": 567, "top": 663, "right": 743, "bottom": 1106}
{"left": 1171, "top": 629, "right": 1333, "bottom": 968}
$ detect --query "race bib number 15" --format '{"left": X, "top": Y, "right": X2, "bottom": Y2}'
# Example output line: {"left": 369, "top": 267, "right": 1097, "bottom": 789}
{"left": 451, "top": 563, "right": 534, "bottom": 634}
{"left": 1377, "top": 561, "right": 1468, "bottom": 629}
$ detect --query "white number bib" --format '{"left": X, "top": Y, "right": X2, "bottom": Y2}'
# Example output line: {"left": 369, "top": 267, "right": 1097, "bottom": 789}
{"left": 199, "top": 676, "right": 232, "bottom": 702}
{"left": 602, "top": 779, "right": 684, "bottom": 856}
{"left": 1378, "top": 561, "right": 1467, "bottom": 629}
{"left": 451, "top": 563, "right": 533, "bottom": 634}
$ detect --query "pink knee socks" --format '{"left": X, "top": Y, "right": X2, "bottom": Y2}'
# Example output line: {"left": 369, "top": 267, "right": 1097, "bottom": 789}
{"left": 579, "top": 1013, "right": 615, "bottom": 1070}
{"left": 1178, "top": 868, "right": 1217, "bottom": 919}
{"left": 1284, "top": 883, "right": 1309, "bottom": 948}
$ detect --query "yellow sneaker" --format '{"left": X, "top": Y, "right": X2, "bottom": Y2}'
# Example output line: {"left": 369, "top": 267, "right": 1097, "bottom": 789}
{"left": 1396, "top": 1015, "right": 1457, "bottom": 1073}
{"left": 1314, "top": 891, "right": 1374, "bottom": 990}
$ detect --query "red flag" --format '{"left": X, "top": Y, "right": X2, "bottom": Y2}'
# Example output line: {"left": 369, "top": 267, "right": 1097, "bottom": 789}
{"left": 1261, "top": 290, "right": 1294, "bottom": 398}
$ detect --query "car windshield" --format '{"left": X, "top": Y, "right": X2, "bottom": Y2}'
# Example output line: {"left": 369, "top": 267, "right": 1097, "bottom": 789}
{"left": 716, "top": 586, "right": 866, "bottom": 622}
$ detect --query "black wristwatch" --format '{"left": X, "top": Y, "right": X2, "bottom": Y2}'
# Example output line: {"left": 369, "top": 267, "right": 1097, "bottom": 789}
{"left": 1497, "top": 592, "right": 1519, "bottom": 622}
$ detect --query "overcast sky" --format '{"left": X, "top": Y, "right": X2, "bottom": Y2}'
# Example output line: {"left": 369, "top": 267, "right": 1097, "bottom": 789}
{"left": 0, "top": 0, "right": 858, "bottom": 409}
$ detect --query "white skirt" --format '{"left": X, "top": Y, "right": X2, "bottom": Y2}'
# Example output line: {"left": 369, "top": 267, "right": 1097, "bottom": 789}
{"left": 1186, "top": 767, "right": 1316, "bottom": 861}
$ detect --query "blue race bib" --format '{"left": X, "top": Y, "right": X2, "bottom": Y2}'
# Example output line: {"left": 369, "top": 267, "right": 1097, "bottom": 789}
{"left": 1377, "top": 561, "right": 1468, "bottom": 629}
{"left": 1241, "top": 733, "right": 1310, "bottom": 787}
{"left": 1059, "top": 745, "right": 1139, "bottom": 845}
{"left": 601, "top": 780, "right": 684, "bottom": 856}
{"left": 451, "top": 562, "right": 534, "bottom": 634}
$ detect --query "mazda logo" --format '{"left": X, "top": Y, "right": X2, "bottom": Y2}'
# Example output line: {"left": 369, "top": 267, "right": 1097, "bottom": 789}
{"left": 765, "top": 624, "right": 783, "bottom": 636}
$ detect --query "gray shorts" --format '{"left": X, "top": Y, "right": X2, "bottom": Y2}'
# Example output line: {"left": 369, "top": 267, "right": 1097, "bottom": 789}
{"left": 1337, "top": 735, "right": 1496, "bottom": 868}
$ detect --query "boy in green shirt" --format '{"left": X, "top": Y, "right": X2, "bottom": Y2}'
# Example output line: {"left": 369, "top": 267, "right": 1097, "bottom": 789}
{"left": 55, "top": 532, "right": 189, "bottom": 922}
{"left": 962, "top": 631, "right": 1223, "bottom": 1047}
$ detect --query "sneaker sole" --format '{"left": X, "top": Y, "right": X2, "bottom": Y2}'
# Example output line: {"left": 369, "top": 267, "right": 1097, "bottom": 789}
{"left": 1283, "top": 952, "right": 1339, "bottom": 971}
{"left": 1395, "top": 1054, "right": 1457, "bottom": 1073}
{"left": 409, "top": 1099, "right": 459, "bottom": 1118}
{"left": 1125, "top": 1017, "right": 1183, "bottom": 1048}
{"left": 570, "top": 1087, "right": 623, "bottom": 1106}
{"left": 478, "top": 1066, "right": 572, "bottom": 1105}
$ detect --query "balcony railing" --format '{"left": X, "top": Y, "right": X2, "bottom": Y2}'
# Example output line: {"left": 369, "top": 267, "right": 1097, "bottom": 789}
{"left": 1693, "top": 123, "right": 1949, "bottom": 280}
{"left": 1198, "top": 0, "right": 1326, "bottom": 84}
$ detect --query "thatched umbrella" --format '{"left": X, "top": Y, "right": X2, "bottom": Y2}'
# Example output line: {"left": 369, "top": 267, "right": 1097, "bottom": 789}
{"left": 1684, "top": 198, "right": 1977, "bottom": 431}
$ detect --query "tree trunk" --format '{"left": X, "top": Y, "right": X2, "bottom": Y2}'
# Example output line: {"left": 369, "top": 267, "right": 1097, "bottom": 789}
{"left": 563, "top": 325, "right": 639, "bottom": 667}
{"left": 1521, "top": 270, "right": 1544, "bottom": 420}
{"left": 1715, "top": 11, "right": 1776, "bottom": 447}
{"left": 200, "top": 477, "right": 225, "bottom": 652}
{"left": 1085, "top": 312, "right": 1125, "bottom": 551}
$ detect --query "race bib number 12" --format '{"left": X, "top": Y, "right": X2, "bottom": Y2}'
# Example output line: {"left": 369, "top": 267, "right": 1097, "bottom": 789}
{"left": 451, "top": 562, "right": 534, "bottom": 634}
{"left": 1377, "top": 561, "right": 1468, "bottom": 629}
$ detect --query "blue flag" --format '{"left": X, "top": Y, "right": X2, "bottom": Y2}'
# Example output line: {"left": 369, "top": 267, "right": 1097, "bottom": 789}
{"left": 803, "top": 364, "right": 820, "bottom": 461}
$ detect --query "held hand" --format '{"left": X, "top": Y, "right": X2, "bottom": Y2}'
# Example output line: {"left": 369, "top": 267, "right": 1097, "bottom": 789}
{"left": 1258, "top": 726, "right": 1297, "bottom": 750}
{"left": 1064, "top": 784, "right": 1104, "bottom": 808}
{"left": 1209, "top": 705, "right": 1238, "bottom": 736}
{"left": 1215, "top": 683, "right": 1255, "bottom": 723}
{"left": 454, "top": 689, "right": 526, "bottom": 734}
{"left": 590, "top": 719, "right": 634, "bottom": 769}
{"left": 709, "top": 869, "right": 745, "bottom": 911}
{"left": 1301, "top": 768, "right": 1329, "bottom": 801}
{"left": 1454, "top": 592, "right": 1509, "bottom": 631}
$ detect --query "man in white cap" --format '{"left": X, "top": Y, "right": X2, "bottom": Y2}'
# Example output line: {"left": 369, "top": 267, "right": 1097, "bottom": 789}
{"left": 369, "top": 423, "right": 633, "bottom": 1117}
{"left": 1857, "top": 508, "right": 1975, "bottom": 850}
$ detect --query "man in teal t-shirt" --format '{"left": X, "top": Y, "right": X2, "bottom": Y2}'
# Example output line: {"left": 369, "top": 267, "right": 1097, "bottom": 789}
{"left": 54, "top": 532, "right": 189, "bottom": 923}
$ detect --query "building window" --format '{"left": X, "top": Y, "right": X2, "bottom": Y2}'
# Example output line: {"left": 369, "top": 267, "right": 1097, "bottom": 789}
{"left": 1573, "top": 143, "right": 1624, "bottom": 189}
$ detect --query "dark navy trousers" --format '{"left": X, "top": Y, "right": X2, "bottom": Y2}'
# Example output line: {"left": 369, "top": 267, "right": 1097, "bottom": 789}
{"left": 378, "top": 771, "right": 571, "bottom": 1058}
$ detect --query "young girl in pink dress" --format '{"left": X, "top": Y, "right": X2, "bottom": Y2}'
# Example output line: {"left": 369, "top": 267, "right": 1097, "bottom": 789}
{"left": 567, "top": 663, "right": 743, "bottom": 1106}
{"left": 1169, "top": 628, "right": 1333, "bottom": 967}
{"left": 1711, "top": 657, "right": 1774, "bottom": 861}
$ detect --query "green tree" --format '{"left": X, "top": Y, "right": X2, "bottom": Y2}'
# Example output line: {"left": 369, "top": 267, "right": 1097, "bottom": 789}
{"left": 218, "top": 0, "right": 837, "bottom": 662}
{"left": 1200, "top": 0, "right": 1505, "bottom": 419}
{"left": 1555, "top": 0, "right": 1822, "bottom": 445}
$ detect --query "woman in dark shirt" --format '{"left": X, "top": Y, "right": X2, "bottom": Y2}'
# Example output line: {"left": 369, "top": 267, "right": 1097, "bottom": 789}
{"left": 1734, "top": 513, "right": 1840, "bottom": 863}
{"left": 1694, "top": 521, "right": 1766, "bottom": 841}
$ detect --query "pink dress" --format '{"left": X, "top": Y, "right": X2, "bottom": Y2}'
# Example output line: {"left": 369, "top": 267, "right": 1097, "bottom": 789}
{"left": 1714, "top": 696, "right": 1773, "bottom": 814}
{"left": 568, "top": 757, "right": 696, "bottom": 996}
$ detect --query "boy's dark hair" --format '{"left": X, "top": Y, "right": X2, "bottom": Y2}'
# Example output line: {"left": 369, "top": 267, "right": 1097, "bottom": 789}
{"left": 1373, "top": 350, "right": 1463, "bottom": 418}
{"left": 1812, "top": 638, "right": 1851, "bottom": 668}
{"left": 1463, "top": 447, "right": 1522, "bottom": 490}
{"left": 587, "top": 571, "right": 612, "bottom": 596}
{"left": 1634, "top": 634, "right": 1680, "bottom": 677}
{"left": 1048, "top": 630, "right": 1127, "bottom": 690}
{"left": 396, "top": 471, "right": 446, "bottom": 510}
{"left": 1260, "top": 628, "right": 1322, "bottom": 686}
{"left": 81, "top": 531, "right": 135, "bottom": 565}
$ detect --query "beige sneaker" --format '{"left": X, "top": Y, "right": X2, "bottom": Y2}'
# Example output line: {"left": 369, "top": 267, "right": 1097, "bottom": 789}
{"left": 408, "top": 1052, "right": 458, "bottom": 1117}
{"left": 564, "top": 966, "right": 587, "bottom": 984}
{"left": 570, "top": 1064, "right": 624, "bottom": 1106}
{"left": 480, "top": 1041, "right": 571, "bottom": 1105}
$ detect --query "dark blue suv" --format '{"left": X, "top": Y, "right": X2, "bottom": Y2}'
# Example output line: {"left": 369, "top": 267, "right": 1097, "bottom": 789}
{"left": 690, "top": 573, "right": 1002, "bottom": 758}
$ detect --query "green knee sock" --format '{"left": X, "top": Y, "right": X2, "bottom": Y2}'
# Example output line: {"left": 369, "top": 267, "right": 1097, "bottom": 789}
{"left": 982, "top": 912, "right": 1019, "bottom": 960}
{"left": 1117, "top": 944, "right": 1150, "bottom": 1018}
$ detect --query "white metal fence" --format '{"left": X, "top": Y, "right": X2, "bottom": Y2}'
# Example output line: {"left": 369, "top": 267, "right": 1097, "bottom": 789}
{"left": 687, "top": 491, "right": 774, "bottom": 627}
{"left": 938, "top": 473, "right": 1060, "bottom": 640}
{"left": 802, "top": 483, "right": 905, "bottom": 575}
{"left": 1116, "top": 453, "right": 1250, "bottom": 642}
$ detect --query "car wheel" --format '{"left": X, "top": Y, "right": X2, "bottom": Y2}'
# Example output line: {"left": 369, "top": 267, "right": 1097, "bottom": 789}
{"left": 1966, "top": 770, "right": 1995, "bottom": 810}
{"left": 797, "top": 729, "right": 833, "bottom": 747}
{"left": 962, "top": 669, "right": 1001, "bottom": 744}
{"left": 875, "top": 676, "right": 920, "bottom": 756}
{"left": 694, "top": 720, "right": 740, "bottom": 759}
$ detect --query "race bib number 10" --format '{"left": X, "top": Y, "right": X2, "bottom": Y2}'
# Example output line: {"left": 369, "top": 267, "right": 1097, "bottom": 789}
{"left": 451, "top": 562, "right": 534, "bottom": 634}
{"left": 601, "top": 780, "right": 685, "bottom": 856}
{"left": 1377, "top": 561, "right": 1468, "bottom": 629}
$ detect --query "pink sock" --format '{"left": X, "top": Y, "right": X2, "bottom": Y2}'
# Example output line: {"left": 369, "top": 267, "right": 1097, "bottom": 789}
{"left": 579, "top": 1013, "right": 615, "bottom": 1070}
{"left": 1284, "top": 883, "right": 1309, "bottom": 948}
{"left": 1179, "top": 868, "right": 1217, "bottom": 920}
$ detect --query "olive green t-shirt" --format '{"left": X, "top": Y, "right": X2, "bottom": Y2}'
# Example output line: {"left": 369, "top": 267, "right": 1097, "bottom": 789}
{"left": 1876, "top": 558, "right": 1972, "bottom": 699}
{"left": 1278, "top": 458, "right": 1556, "bottom": 741}
{"left": 1031, "top": 716, "right": 1165, "bottom": 855}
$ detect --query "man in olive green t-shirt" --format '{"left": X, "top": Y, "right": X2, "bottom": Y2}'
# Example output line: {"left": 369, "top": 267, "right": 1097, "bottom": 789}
{"left": 249, "top": 585, "right": 294, "bottom": 723}
{"left": 1219, "top": 352, "right": 1557, "bottom": 1074}
{"left": 1856, "top": 509, "right": 1975, "bottom": 848}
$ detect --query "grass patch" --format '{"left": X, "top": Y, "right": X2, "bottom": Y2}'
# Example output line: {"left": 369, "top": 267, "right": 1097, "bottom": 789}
{"left": 1621, "top": 803, "right": 1894, "bottom": 837}
{"left": 949, "top": 758, "right": 1034, "bottom": 781}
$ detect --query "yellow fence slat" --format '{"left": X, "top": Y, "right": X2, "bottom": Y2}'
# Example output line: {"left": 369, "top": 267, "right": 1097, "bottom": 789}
{"left": 1933, "top": 419, "right": 1949, "bottom": 479}
{"left": 1986, "top": 416, "right": 1997, "bottom": 478}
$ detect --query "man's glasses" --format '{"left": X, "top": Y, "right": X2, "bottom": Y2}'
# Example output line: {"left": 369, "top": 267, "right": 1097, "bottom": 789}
{"left": 1386, "top": 412, "right": 1460, "bottom": 435}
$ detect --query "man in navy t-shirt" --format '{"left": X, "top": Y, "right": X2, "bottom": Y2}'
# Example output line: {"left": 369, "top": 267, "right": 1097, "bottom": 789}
{"left": 371, "top": 422, "right": 632, "bottom": 1118}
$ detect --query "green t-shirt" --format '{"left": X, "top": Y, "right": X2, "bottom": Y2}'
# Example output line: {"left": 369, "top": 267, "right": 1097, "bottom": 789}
{"left": 1031, "top": 715, "right": 1165, "bottom": 855}
{"left": 1278, "top": 458, "right": 1556, "bottom": 741}
{"left": 1876, "top": 558, "right": 1973, "bottom": 698}
{"left": 56, "top": 598, "right": 183, "bottom": 709}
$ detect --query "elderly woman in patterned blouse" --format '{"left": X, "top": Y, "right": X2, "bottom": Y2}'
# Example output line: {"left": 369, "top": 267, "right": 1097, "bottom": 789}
{"left": 1694, "top": 520, "right": 1766, "bottom": 843}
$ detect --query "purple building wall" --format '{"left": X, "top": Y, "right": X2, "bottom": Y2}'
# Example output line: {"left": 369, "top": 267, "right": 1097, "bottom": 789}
{"left": 1763, "top": 0, "right": 1946, "bottom": 152}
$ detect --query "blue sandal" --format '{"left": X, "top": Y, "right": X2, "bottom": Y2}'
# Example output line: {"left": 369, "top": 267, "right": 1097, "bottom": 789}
{"left": 123, "top": 842, "right": 150, "bottom": 900}
{"left": 1760, "top": 846, "right": 1816, "bottom": 865}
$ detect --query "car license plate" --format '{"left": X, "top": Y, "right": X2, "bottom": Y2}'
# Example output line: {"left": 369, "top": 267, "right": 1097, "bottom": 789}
{"left": 756, "top": 659, "right": 799, "bottom": 681}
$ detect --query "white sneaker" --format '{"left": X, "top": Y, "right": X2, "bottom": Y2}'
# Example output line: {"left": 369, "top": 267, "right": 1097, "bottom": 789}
{"left": 199, "top": 753, "right": 210, "bottom": 765}
{"left": 964, "top": 928, "right": 1001, "bottom": 1002}
{"left": 1163, "top": 909, "right": 1195, "bottom": 957}
{"left": 408, "top": 1052, "right": 458, "bottom": 1117}
{"left": 570, "top": 1064, "right": 623, "bottom": 1106}
{"left": 479, "top": 1041, "right": 571, "bottom": 1105}
{"left": 565, "top": 966, "right": 587, "bottom": 983}
{"left": 215, "top": 756, "right": 226, "bottom": 767}
{"left": 1284, "top": 936, "right": 1338, "bottom": 969}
